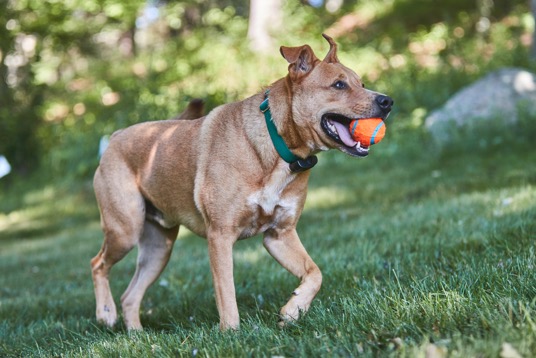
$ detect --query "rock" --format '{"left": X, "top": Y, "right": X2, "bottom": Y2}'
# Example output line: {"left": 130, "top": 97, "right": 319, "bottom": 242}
{"left": 425, "top": 67, "right": 536, "bottom": 145}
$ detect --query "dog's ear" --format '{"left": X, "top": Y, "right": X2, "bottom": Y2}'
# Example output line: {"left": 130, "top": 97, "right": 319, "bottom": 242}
{"left": 322, "top": 33, "right": 339, "bottom": 63}
{"left": 280, "top": 44, "right": 319, "bottom": 80}
{"left": 176, "top": 99, "right": 204, "bottom": 120}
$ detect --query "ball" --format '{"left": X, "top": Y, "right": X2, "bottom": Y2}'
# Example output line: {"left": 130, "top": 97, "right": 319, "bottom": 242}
{"left": 348, "top": 118, "right": 386, "bottom": 147}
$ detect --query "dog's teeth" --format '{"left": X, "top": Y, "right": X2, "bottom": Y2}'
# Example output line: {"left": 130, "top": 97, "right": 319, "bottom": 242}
{"left": 327, "top": 121, "right": 336, "bottom": 133}
{"left": 354, "top": 142, "right": 370, "bottom": 154}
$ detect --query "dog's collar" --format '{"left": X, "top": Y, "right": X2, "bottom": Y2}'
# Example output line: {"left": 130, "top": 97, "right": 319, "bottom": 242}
{"left": 260, "top": 90, "right": 318, "bottom": 173}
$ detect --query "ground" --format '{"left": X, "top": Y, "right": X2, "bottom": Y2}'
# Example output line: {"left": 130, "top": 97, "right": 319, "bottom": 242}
{"left": 1, "top": 117, "right": 535, "bottom": 357}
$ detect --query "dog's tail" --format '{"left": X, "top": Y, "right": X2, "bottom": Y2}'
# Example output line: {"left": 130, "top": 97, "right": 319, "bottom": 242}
{"left": 174, "top": 98, "right": 205, "bottom": 120}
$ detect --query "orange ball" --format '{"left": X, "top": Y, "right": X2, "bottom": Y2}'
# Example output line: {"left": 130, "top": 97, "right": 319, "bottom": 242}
{"left": 348, "top": 118, "right": 386, "bottom": 147}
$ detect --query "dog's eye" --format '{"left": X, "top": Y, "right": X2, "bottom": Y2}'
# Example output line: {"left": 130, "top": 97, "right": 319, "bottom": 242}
{"left": 362, "top": 83, "right": 365, "bottom": 88}
{"left": 332, "top": 81, "right": 347, "bottom": 90}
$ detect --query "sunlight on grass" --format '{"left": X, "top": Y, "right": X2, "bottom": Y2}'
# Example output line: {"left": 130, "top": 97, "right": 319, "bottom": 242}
{"left": 0, "top": 221, "right": 101, "bottom": 258}
{"left": 1, "top": 231, "right": 68, "bottom": 256}
{"left": 304, "top": 186, "right": 352, "bottom": 210}
{"left": 491, "top": 186, "right": 536, "bottom": 217}
{"left": 0, "top": 211, "right": 23, "bottom": 232}
{"left": 233, "top": 245, "right": 265, "bottom": 266}
{"left": 0, "top": 207, "right": 56, "bottom": 238}
{"left": 385, "top": 184, "right": 536, "bottom": 237}
{"left": 177, "top": 226, "right": 194, "bottom": 239}
{"left": 21, "top": 185, "right": 56, "bottom": 205}
{"left": 0, "top": 183, "right": 98, "bottom": 242}
{"left": 0, "top": 186, "right": 57, "bottom": 233}
{"left": 425, "top": 291, "right": 467, "bottom": 311}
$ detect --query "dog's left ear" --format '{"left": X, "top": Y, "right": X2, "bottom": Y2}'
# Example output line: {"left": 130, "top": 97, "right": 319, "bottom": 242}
{"left": 280, "top": 44, "right": 319, "bottom": 80}
{"left": 322, "top": 33, "right": 339, "bottom": 63}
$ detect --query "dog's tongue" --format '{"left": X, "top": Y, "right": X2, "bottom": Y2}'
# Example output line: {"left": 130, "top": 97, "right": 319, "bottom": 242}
{"left": 333, "top": 121, "right": 358, "bottom": 147}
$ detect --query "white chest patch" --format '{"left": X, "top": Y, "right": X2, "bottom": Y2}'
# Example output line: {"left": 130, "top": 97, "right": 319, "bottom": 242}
{"left": 244, "top": 166, "right": 301, "bottom": 236}
{"left": 255, "top": 175, "right": 290, "bottom": 213}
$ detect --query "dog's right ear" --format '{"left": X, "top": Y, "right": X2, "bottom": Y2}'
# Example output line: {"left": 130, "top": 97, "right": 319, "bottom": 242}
{"left": 322, "top": 33, "right": 339, "bottom": 63}
{"left": 280, "top": 45, "right": 319, "bottom": 80}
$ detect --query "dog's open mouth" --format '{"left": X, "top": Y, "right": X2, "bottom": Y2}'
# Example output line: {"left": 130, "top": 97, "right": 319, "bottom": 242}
{"left": 321, "top": 114, "right": 369, "bottom": 157}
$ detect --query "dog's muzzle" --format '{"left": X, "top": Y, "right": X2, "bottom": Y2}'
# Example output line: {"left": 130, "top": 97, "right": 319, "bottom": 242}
{"left": 320, "top": 94, "right": 393, "bottom": 157}
{"left": 321, "top": 114, "right": 370, "bottom": 157}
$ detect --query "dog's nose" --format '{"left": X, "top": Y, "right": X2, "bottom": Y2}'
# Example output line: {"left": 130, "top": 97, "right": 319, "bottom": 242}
{"left": 375, "top": 95, "right": 394, "bottom": 112}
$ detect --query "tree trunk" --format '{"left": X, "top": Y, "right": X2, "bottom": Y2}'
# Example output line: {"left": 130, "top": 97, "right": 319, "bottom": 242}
{"left": 247, "top": 0, "right": 283, "bottom": 53}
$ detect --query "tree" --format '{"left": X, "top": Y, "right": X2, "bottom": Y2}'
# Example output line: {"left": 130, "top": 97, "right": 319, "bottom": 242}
{"left": 0, "top": 0, "right": 144, "bottom": 174}
{"left": 0, "top": 6, "right": 43, "bottom": 174}
{"left": 247, "top": 0, "right": 283, "bottom": 53}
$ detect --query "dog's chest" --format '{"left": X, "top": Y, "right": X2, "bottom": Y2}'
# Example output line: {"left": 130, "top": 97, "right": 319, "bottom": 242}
{"left": 242, "top": 170, "right": 300, "bottom": 237}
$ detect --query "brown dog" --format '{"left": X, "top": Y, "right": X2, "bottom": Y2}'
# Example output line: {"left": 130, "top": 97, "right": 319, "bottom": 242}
{"left": 91, "top": 34, "right": 393, "bottom": 330}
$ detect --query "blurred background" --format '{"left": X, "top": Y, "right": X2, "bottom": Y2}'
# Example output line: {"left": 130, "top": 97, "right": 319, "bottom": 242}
{"left": 0, "top": 0, "right": 534, "bottom": 182}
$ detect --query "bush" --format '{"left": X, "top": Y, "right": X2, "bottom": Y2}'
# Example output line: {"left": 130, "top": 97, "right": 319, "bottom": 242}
{"left": 1, "top": 0, "right": 534, "bottom": 182}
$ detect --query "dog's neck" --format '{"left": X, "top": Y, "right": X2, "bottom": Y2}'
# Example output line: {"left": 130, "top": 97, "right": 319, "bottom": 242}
{"left": 260, "top": 90, "right": 318, "bottom": 173}
{"left": 238, "top": 77, "right": 319, "bottom": 174}
{"left": 266, "top": 78, "right": 315, "bottom": 161}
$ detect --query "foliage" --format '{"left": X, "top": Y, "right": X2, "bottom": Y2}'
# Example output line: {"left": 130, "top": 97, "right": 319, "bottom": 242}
{"left": 0, "top": 0, "right": 534, "bottom": 179}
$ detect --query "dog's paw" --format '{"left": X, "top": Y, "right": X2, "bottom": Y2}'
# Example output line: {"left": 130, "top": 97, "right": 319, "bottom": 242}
{"left": 124, "top": 315, "right": 143, "bottom": 331}
{"left": 96, "top": 303, "right": 118, "bottom": 327}
{"left": 278, "top": 289, "right": 314, "bottom": 327}
{"left": 278, "top": 304, "right": 301, "bottom": 328}
{"left": 278, "top": 312, "right": 302, "bottom": 328}
{"left": 278, "top": 317, "right": 295, "bottom": 328}
{"left": 219, "top": 321, "right": 240, "bottom": 331}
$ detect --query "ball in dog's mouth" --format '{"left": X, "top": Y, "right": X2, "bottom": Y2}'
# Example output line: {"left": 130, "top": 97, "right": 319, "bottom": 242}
{"left": 321, "top": 114, "right": 370, "bottom": 157}
{"left": 348, "top": 118, "right": 386, "bottom": 147}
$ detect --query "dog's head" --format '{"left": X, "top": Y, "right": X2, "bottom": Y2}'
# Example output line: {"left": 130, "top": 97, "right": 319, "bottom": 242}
{"left": 280, "top": 34, "right": 393, "bottom": 157}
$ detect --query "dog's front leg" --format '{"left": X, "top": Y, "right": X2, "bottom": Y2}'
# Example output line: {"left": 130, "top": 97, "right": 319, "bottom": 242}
{"left": 207, "top": 231, "right": 239, "bottom": 330}
{"left": 263, "top": 228, "right": 322, "bottom": 325}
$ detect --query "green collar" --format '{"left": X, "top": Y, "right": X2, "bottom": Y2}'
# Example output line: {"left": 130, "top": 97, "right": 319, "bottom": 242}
{"left": 260, "top": 91, "right": 317, "bottom": 172}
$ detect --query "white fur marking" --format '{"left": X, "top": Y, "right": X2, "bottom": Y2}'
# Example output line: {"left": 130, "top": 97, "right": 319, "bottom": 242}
{"left": 246, "top": 164, "right": 301, "bottom": 234}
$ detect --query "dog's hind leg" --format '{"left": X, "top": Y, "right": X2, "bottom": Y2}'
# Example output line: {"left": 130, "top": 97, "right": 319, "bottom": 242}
{"left": 263, "top": 229, "right": 322, "bottom": 326}
{"left": 91, "top": 165, "right": 145, "bottom": 328}
{"left": 120, "top": 220, "right": 178, "bottom": 330}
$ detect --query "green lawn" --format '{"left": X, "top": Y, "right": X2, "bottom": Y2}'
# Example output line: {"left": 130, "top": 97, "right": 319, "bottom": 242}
{"left": 1, "top": 118, "right": 535, "bottom": 357}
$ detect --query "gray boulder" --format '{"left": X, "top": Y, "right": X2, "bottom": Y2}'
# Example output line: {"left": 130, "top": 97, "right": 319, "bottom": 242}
{"left": 425, "top": 67, "right": 536, "bottom": 144}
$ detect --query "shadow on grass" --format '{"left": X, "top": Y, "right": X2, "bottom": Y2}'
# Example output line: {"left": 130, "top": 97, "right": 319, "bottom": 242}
{"left": 0, "top": 180, "right": 99, "bottom": 242}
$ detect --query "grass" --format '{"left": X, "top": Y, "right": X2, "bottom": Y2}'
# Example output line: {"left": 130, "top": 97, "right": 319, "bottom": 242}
{"left": 1, "top": 115, "right": 535, "bottom": 357}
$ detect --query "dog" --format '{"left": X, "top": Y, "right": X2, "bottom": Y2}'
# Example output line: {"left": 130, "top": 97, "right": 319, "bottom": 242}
{"left": 91, "top": 34, "right": 393, "bottom": 330}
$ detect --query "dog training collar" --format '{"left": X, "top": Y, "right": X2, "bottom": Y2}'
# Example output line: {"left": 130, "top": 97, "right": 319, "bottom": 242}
{"left": 260, "top": 91, "right": 318, "bottom": 172}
